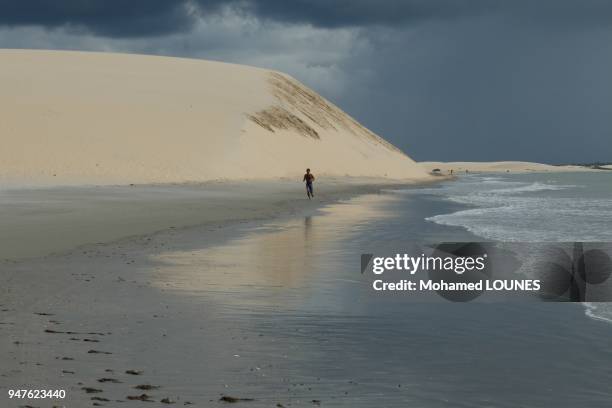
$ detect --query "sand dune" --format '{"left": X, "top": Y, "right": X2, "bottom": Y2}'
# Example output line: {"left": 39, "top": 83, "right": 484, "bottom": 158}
{"left": 0, "top": 49, "right": 431, "bottom": 186}
{"left": 420, "top": 161, "right": 594, "bottom": 174}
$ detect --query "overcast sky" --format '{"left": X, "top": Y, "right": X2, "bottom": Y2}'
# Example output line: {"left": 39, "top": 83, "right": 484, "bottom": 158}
{"left": 1, "top": 0, "right": 611, "bottom": 163}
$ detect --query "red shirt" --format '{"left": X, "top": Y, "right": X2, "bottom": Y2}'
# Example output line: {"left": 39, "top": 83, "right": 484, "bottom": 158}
{"left": 303, "top": 173, "right": 315, "bottom": 183}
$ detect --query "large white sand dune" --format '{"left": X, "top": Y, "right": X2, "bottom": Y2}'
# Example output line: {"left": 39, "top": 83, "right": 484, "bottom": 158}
{"left": 0, "top": 49, "right": 431, "bottom": 185}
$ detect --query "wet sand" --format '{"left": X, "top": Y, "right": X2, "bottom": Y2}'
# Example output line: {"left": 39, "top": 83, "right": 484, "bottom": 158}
{"left": 0, "top": 178, "right": 424, "bottom": 261}
{"left": 0, "top": 191, "right": 406, "bottom": 407}
{"left": 0, "top": 179, "right": 432, "bottom": 407}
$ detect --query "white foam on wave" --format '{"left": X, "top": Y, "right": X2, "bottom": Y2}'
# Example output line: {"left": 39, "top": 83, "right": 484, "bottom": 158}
{"left": 584, "top": 303, "right": 612, "bottom": 325}
{"left": 488, "top": 181, "right": 577, "bottom": 194}
{"left": 415, "top": 175, "right": 612, "bottom": 325}
{"left": 428, "top": 196, "right": 612, "bottom": 242}
{"left": 427, "top": 203, "right": 612, "bottom": 242}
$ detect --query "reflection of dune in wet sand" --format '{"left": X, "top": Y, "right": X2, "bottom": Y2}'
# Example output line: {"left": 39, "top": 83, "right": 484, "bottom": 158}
{"left": 150, "top": 194, "right": 396, "bottom": 304}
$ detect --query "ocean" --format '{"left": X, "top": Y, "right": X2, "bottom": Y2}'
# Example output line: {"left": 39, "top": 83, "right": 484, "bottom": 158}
{"left": 407, "top": 172, "right": 612, "bottom": 324}
{"left": 419, "top": 172, "right": 612, "bottom": 242}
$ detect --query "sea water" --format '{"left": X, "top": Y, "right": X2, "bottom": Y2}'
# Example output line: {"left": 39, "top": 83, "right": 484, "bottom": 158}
{"left": 419, "top": 172, "right": 612, "bottom": 242}
{"left": 149, "top": 171, "right": 612, "bottom": 407}
{"left": 406, "top": 172, "right": 612, "bottom": 323}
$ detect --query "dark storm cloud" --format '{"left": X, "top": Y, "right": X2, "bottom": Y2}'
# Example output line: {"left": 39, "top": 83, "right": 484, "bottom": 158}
{"left": 1, "top": 0, "right": 612, "bottom": 37}
{"left": 239, "top": 0, "right": 494, "bottom": 27}
{"left": 229, "top": 0, "right": 612, "bottom": 28}
{"left": 0, "top": 0, "right": 612, "bottom": 37}
{"left": 0, "top": 0, "right": 488, "bottom": 36}
{"left": 0, "top": 0, "right": 207, "bottom": 37}
{"left": 334, "top": 17, "right": 612, "bottom": 163}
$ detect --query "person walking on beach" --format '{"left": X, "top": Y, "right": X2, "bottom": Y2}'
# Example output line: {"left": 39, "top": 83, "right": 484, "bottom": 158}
{"left": 303, "top": 168, "right": 315, "bottom": 199}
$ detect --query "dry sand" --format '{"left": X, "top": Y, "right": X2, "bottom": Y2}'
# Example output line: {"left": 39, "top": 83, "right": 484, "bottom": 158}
{"left": 0, "top": 49, "right": 431, "bottom": 186}
{"left": 420, "top": 161, "right": 594, "bottom": 174}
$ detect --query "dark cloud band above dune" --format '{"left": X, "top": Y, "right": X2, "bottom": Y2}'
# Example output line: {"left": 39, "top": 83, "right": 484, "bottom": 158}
{"left": 2, "top": 0, "right": 611, "bottom": 37}
{"left": 239, "top": 0, "right": 494, "bottom": 27}
{"left": 0, "top": 1, "right": 246, "bottom": 37}
{"left": 0, "top": 0, "right": 200, "bottom": 37}
{"left": 0, "top": 0, "right": 478, "bottom": 36}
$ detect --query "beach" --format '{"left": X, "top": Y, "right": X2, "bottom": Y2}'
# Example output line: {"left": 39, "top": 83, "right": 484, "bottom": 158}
{"left": 1, "top": 179, "right": 432, "bottom": 407}
{"left": 0, "top": 178, "right": 429, "bottom": 262}
{"left": 0, "top": 49, "right": 438, "bottom": 406}
{"left": 2, "top": 49, "right": 611, "bottom": 408}
{"left": 3, "top": 172, "right": 612, "bottom": 407}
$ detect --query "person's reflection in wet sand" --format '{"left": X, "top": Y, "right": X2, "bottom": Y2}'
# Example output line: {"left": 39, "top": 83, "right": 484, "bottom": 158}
{"left": 304, "top": 215, "right": 312, "bottom": 241}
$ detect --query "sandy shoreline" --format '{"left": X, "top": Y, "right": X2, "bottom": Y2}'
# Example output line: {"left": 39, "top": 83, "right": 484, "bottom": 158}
{"left": 0, "top": 177, "right": 442, "bottom": 262}
{"left": 420, "top": 161, "right": 596, "bottom": 174}
{"left": 0, "top": 181, "right": 428, "bottom": 407}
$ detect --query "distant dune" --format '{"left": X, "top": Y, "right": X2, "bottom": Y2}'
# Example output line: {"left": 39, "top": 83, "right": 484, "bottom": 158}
{"left": 0, "top": 49, "right": 431, "bottom": 186}
{"left": 420, "top": 161, "right": 595, "bottom": 174}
